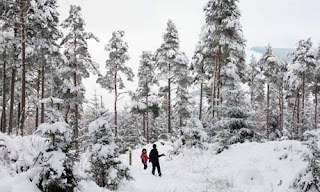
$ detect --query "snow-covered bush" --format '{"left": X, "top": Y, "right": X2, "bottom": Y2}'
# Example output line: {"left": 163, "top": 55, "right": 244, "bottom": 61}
{"left": 209, "top": 83, "right": 261, "bottom": 153}
{"left": 87, "top": 117, "right": 131, "bottom": 190}
{"left": 34, "top": 122, "right": 77, "bottom": 192}
{"left": 117, "top": 110, "right": 145, "bottom": 152}
{"left": 180, "top": 118, "right": 208, "bottom": 149}
{"left": 292, "top": 130, "right": 320, "bottom": 191}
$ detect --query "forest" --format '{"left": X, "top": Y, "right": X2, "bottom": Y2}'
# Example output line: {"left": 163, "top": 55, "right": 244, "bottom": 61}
{"left": 1, "top": 0, "right": 320, "bottom": 192}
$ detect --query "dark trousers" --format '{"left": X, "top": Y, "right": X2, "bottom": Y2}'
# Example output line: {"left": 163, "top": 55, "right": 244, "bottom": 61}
{"left": 143, "top": 162, "right": 147, "bottom": 170}
{"left": 152, "top": 162, "right": 161, "bottom": 175}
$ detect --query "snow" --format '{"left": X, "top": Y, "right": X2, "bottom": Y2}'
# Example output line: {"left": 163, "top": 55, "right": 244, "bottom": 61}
{"left": 0, "top": 134, "right": 311, "bottom": 192}
{"left": 117, "top": 140, "right": 308, "bottom": 192}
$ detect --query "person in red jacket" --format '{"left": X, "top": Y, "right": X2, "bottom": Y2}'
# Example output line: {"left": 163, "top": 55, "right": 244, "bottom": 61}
{"left": 140, "top": 148, "right": 149, "bottom": 170}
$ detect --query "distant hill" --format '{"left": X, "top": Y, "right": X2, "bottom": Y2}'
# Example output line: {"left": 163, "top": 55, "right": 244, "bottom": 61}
{"left": 251, "top": 46, "right": 293, "bottom": 61}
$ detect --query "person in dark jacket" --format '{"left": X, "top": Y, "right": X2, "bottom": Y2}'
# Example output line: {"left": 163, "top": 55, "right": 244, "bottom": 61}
{"left": 149, "top": 144, "right": 165, "bottom": 176}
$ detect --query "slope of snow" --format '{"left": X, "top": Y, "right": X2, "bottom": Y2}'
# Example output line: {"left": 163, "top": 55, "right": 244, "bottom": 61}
{"left": 0, "top": 134, "right": 310, "bottom": 192}
{"left": 117, "top": 140, "right": 308, "bottom": 192}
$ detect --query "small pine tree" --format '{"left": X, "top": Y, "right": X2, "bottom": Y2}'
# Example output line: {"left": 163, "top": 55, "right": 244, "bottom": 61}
{"left": 87, "top": 117, "right": 131, "bottom": 190}
{"left": 35, "top": 97, "right": 77, "bottom": 192}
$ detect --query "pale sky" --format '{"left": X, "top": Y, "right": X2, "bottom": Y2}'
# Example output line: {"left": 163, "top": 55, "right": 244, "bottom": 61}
{"left": 58, "top": 0, "right": 320, "bottom": 111}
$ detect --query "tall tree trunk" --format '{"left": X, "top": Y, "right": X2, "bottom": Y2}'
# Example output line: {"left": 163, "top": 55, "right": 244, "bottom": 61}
{"left": 278, "top": 87, "right": 283, "bottom": 136}
{"left": 9, "top": 68, "right": 15, "bottom": 135}
{"left": 297, "top": 90, "right": 300, "bottom": 125}
{"left": 2, "top": 49, "right": 7, "bottom": 133}
{"left": 146, "top": 94, "right": 149, "bottom": 143}
{"left": 74, "top": 71, "right": 79, "bottom": 149}
{"left": 20, "top": 0, "right": 26, "bottom": 136}
{"left": 315, "top": 82, "right": 318, "bottom": 129}
{"left": 9, "top": 23, "right": 19, "bottom": 135}
{"left": 142, "top": 111, "right": 146, "bottom": 138}
{"left": 212, "top": 53, "right": 218, "bottom": 118}
{"left": 266, "top": 83, "right": 270, "bottom": 138}
{"left": 65, "top": 103, "right": 70, "bottom": 123}
{"left": 216, "top": 46, "right": 221, "bottom": 118}
{"left": 17, "top": 102, "right": 20, "bottom": 135}
{"left": 35, "top": 69, "right": 40, "bottom": 129}
{"left": 302, "top": 74, "right": 305, "bottom": 123}
{"left": 41, "top": 62, "right": 45, "bottom": 123}
{"left": 168, "top": 64, "right": 171, "bottom": 133}
{"left": 199, "top": 83, "right": 203, "bottom": 120}
{"left": 114, "top": 72, "right": 118, "bottom": 136}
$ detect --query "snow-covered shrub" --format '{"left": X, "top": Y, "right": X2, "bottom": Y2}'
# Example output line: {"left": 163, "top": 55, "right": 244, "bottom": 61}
{"left": 209, "top": 84, "right": 261, "bottom": 153}
{"left": 180, "top": 118, "right": 208, "bottom": 148}
{"left": 117, "top": 110, "right": 145, "bottom": 153}
{"left": 292, "top": 130, "right": 320, "bottom": 191}
{"left": 34, "top": 122, "right": 77, "bottom": 192}
{"left": 87, "top": 117, "right": 131, "bottom": 190}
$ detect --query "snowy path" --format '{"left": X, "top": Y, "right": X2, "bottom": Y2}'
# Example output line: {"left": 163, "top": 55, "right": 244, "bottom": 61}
{"left": 118, "top": 140, "right": 309, "bottom": 192}
{"left": 118, "top": 142, "right": 203, "bottom": 192}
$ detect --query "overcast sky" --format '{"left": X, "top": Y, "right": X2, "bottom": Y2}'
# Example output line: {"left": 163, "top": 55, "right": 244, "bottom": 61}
{"left": 58, "top": 0, "right": 320, "bottom": 111}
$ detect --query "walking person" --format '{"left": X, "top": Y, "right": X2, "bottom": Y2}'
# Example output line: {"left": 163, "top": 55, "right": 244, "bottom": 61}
{"left": 149, "top": 144, "right": 165, "bottom": 176}
{"left": 140, "top": 148, "right": 149, "bottom": 170}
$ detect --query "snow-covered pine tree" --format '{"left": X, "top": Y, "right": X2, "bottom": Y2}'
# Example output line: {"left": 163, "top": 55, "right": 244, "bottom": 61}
{"left": 191, "top": 24, "right": 215, "bottom": 121}
{"left": 137, "top": 51, "right": 156, "bottom": 143}
{"left": 314, "top": 45, "right": 320, "bottom": 129}
{"left": 259, "top": 45, "right": 287, "bottom": 138}
{"left": 203, "top": 0, "right": 246, "bottom": 119}
{"left": 287, "top": 39, "right": 317, "bottom": 138}
{"left": 87, "top": 117, "right": 131, "bottom": 190}
{"left": 293, "top": 130, "right": 320, "bottom": 191}
{"left": 97, "top": 30, "right": 133, "bottom": 137}
{"left": 60, "top": 5, "right": 99, "bottom": 149}
{"left": 27, "top": 0, "right": 62, "bottom": 129}
{"left": 173, "top": 52, "right": 192, "bottom": 130}
{"left": 155, "top": 19, "right": 186, "bottom": 134}
{"left": 0, "top": 19, "right": 14, "bottom": 134}
{"left": 34, "top": 97, "right": 77, "bottom": 192}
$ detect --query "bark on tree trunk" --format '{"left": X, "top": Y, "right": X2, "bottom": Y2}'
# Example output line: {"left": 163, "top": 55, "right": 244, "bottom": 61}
{"left": 35, "top": 69, "right": 40, "bottom": 129}
{"left": 146, "top": 94, "right": 149, "bottom": 143}
{"left": 266, "top": 83, "right": 270, "bottom": 138}
{"left": 199, "top": 83, "right": 203, "bottom": 120}
{"left": 20, "top": 0, "right": 26, "bottom": 136}
{"left": 65, "top": 103, "right": 70, "bottom": 123}
{"left": 2, "top": 49, "right": 7, "bottom": 133}
{"left": 278, "top": 87, "right": 283, "bottom": 136}
{"left": 168, "top": 64, "right": 171, "bottom": 133}
{"left": 41, "top": 62, "right": 45, "bottom": 123}
{"left": 142, "top": 111, "right": 146, "bottom": 138}
{"left": 302, "top": 74, "right": 305, "bottom": 123}
{"left": 315, "top": 82, "right": 318, "bottom": 129}
{"left": 9, "top": 68, "right": 15, "bottom": 135}
{"left": 9, "top": 23, "right": 18, "bottom": 135}
{"left": 74, "top": 71, "right": 79, "bottom": 149}
{"left": 114, "top": 72, "right": 118, "bottom": 136}
{"left": 212, "top": 53, "right": 218, "bottom": 118}
{"left": 216, "top": 46, "right": 221, "bottom": 118}
{"left": 17, "top": 102, "right": 20, "bottom": 135}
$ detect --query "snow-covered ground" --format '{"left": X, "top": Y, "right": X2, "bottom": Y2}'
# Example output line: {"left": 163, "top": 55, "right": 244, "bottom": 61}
{"left": 0, "top": 133, "right": 310, "bottom": 192}
{"left": 118, "top": 140, "right": 308, "bottom": 192}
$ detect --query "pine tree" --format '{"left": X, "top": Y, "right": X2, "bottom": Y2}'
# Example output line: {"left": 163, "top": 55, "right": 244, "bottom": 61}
{"left": 87, "top": 117, "right": 131, "bottom": 190}
{"left": 34, "top": 97, "right": 77, "bottom": 192}
{"left": 155, "top": 20, "right": 185, "bottom": 133}
{"left": 287, "top": 39, "right": 317, "bottom": 138}
{"left": 173, "top": 52, "right": 192, "bottom": 129}
{"left": 137, "top": 51, "right": 156, "bottom": 143}
{"left": 60, "top": 5, "right": 99, "bottom": 148}
{"left": 190, "top": 25, "right": 214, "bottom": 120}
{"left": 97, "top": 30, "right": 133, "bottom": 137}
{"left": 203, "top": 0, "right": 246, "bottom": 118}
